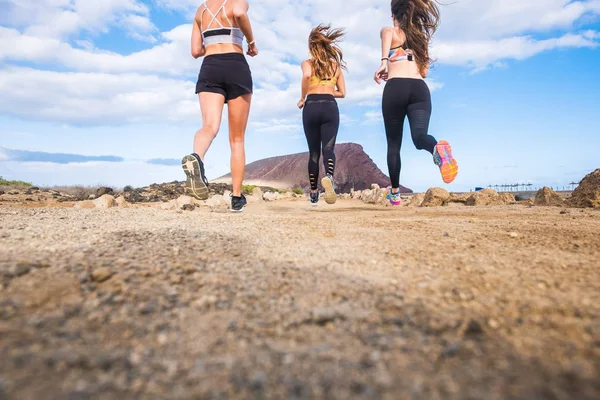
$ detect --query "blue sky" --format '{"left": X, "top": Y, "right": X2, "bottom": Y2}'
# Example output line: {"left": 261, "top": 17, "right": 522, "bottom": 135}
{"left": 1, "top": 0, "right": 599, "bottom": 192}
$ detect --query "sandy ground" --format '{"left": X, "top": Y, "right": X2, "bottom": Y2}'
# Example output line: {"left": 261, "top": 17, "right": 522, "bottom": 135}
{"left": 0, "top": 199, "right": 599, "bottom": 399}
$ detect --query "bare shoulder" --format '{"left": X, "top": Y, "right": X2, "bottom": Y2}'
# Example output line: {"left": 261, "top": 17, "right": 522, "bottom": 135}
{"left": 232, "top": 0, "right": 249, "bottom": 10}
{"left": 194, "top": 5, "right": 205, "bottom": 20}
{"left": 380, "top": 26, "right": 394, "bottom": 36}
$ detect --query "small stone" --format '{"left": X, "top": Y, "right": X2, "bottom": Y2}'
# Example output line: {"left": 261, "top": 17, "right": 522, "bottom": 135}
{"left": 464, "top": 319, "right": 484, "bottom": 338}
{"left": 193, "top": 295, "right": 217, "bottom": 309}
{"left": 440, "top": 342, "right": 460, "bottom": 358}
{"left": 157, "top": 333, "right": 168, "bottom": 345}
{"left": 508, "top": 232, "right": 519, "bottom": 238}
{"left": 139, "top": 303, "right": 156, "bottom": 315}
{"left": 250, "top": 371, "right": 267, "bottom": 392}
{"left": 310, "top": 308, "right": 342, "bottom": 325}
{"left": 176, "top": 195, "right": 194, "bottom": 208}
{"left": 443, "top": 232, "right": 450, "bottom": 237}
{"left": 251, "top": 187, "right": 263, "bottom": 200}
{"left": 183, "top": 266, "right": 196, "bottom": 275}
{"left": 182, "top": 204, "right": 195, "bottom": 211}
{"left": 10, "top": 263, "right": 31, "bottom": 277}
{"left": 488, "top": 319, "right": 500, "bottom": 329}
{"left": 91, "top": 268, "right": 114, "bottom": 283}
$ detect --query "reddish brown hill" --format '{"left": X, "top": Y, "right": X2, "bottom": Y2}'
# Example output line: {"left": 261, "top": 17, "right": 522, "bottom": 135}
{"left": 214, "top": 143, "right": 412, "bottom": 193}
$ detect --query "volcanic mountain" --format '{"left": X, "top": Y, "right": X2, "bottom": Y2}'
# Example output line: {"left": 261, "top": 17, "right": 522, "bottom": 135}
{"left": 213, "top": 143, "right": 412, "bottom": 193}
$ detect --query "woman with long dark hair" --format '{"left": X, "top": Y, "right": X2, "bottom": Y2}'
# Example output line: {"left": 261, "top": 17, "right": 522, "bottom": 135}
{"left": 181, "top": 0, "right": 257, "bottom": 212}
{"left": 374, "top": 0, "right": 458, "bottom": 206}
{"left": 298, "top": 25, "right": 347, "bottom": 206}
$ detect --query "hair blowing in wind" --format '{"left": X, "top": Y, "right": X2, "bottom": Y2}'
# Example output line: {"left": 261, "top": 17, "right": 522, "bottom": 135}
{"left": 308, "top": 24, "right": 347, "bottom": 79}
{"left": 392, "top": 0, "right": 441, "bottom": 76}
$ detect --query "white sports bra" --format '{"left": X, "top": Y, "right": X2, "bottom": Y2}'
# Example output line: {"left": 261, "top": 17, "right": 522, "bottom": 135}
{"left": 200, "top": 0, "right": 244, "bottom": 46}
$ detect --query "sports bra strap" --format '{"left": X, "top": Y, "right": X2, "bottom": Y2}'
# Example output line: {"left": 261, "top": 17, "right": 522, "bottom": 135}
{"left": 201, "top": 0, "right": 233, "bottom": 32}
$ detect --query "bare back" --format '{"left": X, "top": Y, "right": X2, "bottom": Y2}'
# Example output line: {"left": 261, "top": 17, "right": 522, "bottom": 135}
{"left": 387, "top": 27, "right": 423, "bottom": 80}
{"left": 197, "top": 0, "right": 243, "bottom": 56}
{"left": 306, "top": 61, "right": 342, "bottom": 96}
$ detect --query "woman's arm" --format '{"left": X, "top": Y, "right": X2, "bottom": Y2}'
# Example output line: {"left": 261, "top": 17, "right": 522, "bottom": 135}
{"left": 233, "top": 0, "right": 258, "bottom": 56}
{"left": 380, "top": 27, "right": 393, "bottom": 60}
{"left": 374, "top": 27, "right": 393, "bottom": 84}
{"left": 191, "top": 8, "right": 205, "bottom": 59}
{"left": 297, "top": 60, "right": 312, "bottom": 109}
{"left": 334, "top": 68, "right": 346, "bottom": 98}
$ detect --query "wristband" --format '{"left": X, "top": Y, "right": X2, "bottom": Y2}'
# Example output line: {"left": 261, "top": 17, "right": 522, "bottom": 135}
{"left": 381, "top": 57, "right": 389, "bottom": 61}
{"left": 247, "top": 39, "right": 255, "bottom": 45}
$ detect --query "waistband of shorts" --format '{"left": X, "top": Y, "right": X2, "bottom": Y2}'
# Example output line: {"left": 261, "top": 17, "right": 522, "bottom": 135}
{"left": 203, "top": 52, "right": 247, "bottom": 62}
{"left": 305, "top": 94, "right": 336, "bottom": 104}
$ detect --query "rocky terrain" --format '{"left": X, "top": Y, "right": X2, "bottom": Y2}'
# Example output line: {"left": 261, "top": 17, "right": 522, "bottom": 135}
{"left": 213, "top": 143, "right": 412, "bottom": 194}
{"left": 1, "top": 169, "right": 599, "bottom": 399}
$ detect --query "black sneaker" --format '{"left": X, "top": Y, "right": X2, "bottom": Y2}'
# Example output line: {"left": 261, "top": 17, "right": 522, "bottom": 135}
{"left": 310, "top": 191, "right": 319, "bottom": 206}
{"left": 231, "top": 194, "right": 247, "bottom": 212}
{"left": 181, "top": 153, "right": 209, "bottom": 200}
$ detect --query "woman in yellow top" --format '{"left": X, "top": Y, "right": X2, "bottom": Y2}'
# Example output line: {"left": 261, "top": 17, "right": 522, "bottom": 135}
{"left": 297, "top": 25, "right": 347, "bottom": 206}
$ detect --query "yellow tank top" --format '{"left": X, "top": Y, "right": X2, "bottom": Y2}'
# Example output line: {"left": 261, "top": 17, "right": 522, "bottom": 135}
{"left": 309, "top": 63, "right": 338, "bottom": 86}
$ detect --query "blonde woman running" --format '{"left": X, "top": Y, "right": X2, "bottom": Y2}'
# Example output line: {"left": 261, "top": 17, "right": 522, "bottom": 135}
{"left": 298, "top": 25, "right": 347, "bottom": 206}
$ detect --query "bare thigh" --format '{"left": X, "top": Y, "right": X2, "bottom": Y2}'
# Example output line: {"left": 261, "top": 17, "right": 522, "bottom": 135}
{"left": 199, "top": 92, "right": 225, "bottom": 133}
{"left": 227, "top": 94, "right": 252, "bottom": 142}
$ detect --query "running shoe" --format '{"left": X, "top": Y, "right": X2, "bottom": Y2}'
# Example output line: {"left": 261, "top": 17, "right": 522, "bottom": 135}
{"left": 386, "top": 188, "right": 402, "bottom": 206}
{"left": 309, "top": 191, "right": 319, "bottom": 206}
{"left": 433, "top": 140, "right": 458, "bottom": 184}
{"left": 321, "top": 174, "right": 337, "bottom": 204}
{"left": 231, "top": 194, "right": 247, "bottom": 213}
{"left": 181, "top": 153, "right": 209, "bottom": 200}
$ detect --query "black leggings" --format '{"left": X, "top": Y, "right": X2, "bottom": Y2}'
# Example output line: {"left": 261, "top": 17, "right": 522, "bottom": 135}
{"left": 302, "top": 94, "right": 339, "bottom": 190}
{"left": 382, "top": 78, "right": 437, "bottom": 189}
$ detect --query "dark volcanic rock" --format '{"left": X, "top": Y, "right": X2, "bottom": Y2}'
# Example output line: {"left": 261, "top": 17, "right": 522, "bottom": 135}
{"left": 96, "top": 187, "right": 114, "bottom": 197}
{"left": 214, "top": 143, "right": 412, "bottom": 193}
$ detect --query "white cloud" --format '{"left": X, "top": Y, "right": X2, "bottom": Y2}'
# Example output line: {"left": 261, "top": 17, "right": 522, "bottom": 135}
{"left": 0, "top": 67, "right": 198, "bottom": 124}
{"left": 1, "top": 0, "right": 155, "bottom": 39}
{"left": 0, "top": 0, "right": 598, "bottom": 128}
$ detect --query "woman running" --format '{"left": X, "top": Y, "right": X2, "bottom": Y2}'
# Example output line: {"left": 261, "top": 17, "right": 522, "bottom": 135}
{"left": 297, "top": 25, "right": 347, "bottom": 206}
{"left": 374, "top": 0, "right": 458, "bottom": 206}
{"left": 182, "top": 0, "right": 257, "bottom": 212}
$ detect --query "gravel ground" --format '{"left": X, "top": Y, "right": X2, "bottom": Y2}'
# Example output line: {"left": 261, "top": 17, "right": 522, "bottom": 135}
{"left": 0, "top": 200, "right": 599, "bottom": 399}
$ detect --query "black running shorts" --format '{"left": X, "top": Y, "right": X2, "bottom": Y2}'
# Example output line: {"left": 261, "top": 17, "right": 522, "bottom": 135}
{"left": 195, "top": 53, "right": 253, "bottom": 103}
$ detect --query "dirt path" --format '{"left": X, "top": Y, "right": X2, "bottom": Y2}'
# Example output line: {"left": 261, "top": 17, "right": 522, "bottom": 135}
{"left": 1, "top": 200, "right": 599, "bottom": 399}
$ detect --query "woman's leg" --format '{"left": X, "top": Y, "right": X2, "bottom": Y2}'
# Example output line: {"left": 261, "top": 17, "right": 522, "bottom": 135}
{"left": 382, "top": 80, "right": 408, "bottom": 193}
{"left": 194, "top": 92, "right": 226, "bottom": 160}
{"left": 227, "top": 93, "right": 252, "bottom": 197}
{"left": 302, "top": 103, "right": 322, "bottom": 193}
{"left": 406, "top": 81, "right": 436, "bottom": 154}
{"left": 320, "top": 102, "right": 339, "bottom": 204}
{"left": 320, "top": 102, "right": 340, "bottom": 178}
{"left": 407, "top": 80, "right": 458, "bottom": 184}
{"left": 182, "top": 92, "right": 225, "bottom": 200}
